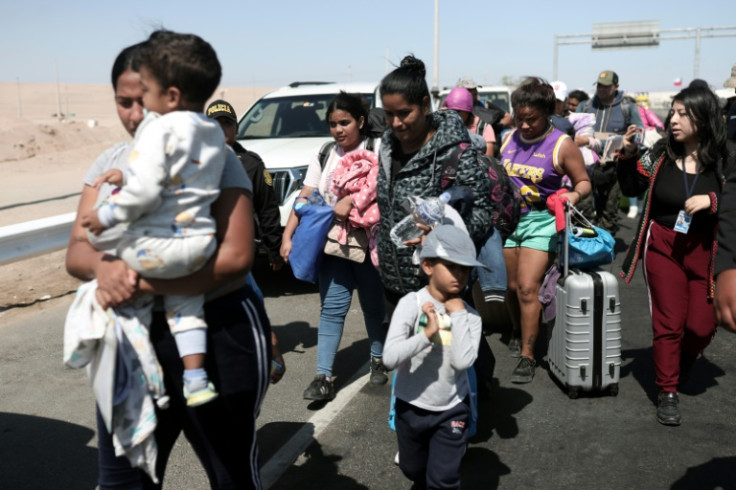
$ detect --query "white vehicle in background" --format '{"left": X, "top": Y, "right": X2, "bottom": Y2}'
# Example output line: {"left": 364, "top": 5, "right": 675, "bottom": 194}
{"left": 236, "top": 82, "right": 381, "bottom": 226}
{"left": 436, "top": 85, "right": 513, "bottom": 114}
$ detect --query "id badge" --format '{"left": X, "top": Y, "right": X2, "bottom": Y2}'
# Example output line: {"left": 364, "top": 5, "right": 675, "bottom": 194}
{"left": 674, "top": 210, "right": 692, "bottom": 234}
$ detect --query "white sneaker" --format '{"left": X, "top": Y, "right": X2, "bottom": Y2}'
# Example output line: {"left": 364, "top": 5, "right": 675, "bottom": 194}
{"left": 394, "top": 451, "right": 400, "bottom": 465}
{"left": 627, "top": 206, "right": 638, "bottom": 219}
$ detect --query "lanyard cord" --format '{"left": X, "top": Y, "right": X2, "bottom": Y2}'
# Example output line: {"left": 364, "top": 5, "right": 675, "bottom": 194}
{"left": 681, "top": 159, "right": 700, "bottom": 200}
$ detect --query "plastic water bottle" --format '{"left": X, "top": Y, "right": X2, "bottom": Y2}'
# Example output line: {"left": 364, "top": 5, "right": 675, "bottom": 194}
{"left": 390, "top": 192, "right": 451, "bottom": 248}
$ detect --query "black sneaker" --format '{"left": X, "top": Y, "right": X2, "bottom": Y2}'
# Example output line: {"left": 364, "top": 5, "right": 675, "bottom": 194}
{"left": 508, "top": 336, "right": 521, "bottom": 358}
{"left": 511, "top": 356, "right": 536, "bottom": 384}
{"left": 370, "top": 357, "right": 388, "bottom": 385}
{"left": 303, "top": 374, "right": 335, "bottom": 401}
{"left": 656, "top": 392, "right": 681, "bottom": 426}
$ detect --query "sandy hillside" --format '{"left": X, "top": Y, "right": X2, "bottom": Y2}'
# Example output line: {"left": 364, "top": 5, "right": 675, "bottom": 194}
{"left": 0, "top": 83, "right": 273, "bottom": 317}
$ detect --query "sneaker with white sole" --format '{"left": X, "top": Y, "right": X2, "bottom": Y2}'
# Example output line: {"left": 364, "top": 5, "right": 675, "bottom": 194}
{"left": 303, "top": 374, "right": 336, "bottom": 401}
{"left": 184, "top": 382, "right": 219, "bottom": 407}
{"left": 627, "top": 206, "right": 639, "bottom": 218}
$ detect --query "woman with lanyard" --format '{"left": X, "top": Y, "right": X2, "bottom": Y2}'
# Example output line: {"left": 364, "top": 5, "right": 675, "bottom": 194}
{"left": 617, "top": 86, "right": 735, "bottom": 426}
{"left": 281, "top": 92, "right": 387, "bottom": 401}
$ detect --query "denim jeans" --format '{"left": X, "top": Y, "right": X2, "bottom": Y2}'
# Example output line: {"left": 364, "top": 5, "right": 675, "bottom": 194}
{"left": 317, "top": 254, "right": 386, "bottom": 376}
{"left": 474, "top": 227, "right": 507, "bottom": 301}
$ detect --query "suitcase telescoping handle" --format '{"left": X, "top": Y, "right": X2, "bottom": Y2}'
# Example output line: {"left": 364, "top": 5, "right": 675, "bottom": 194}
{"left": 561, "top": 200, "right": 571, "bottom": 278}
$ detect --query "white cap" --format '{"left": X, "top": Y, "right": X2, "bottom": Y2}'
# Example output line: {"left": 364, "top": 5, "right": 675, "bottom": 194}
{"left": 551, "top": 80, "right": 568, "bottom": 102}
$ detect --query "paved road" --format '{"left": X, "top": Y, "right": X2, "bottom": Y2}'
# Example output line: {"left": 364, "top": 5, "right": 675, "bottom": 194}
{"left": 1, "top": 214, "right": 735, "bottom": 489}
{"left": 268, "top": 215, "right": 736, "bottom": 490}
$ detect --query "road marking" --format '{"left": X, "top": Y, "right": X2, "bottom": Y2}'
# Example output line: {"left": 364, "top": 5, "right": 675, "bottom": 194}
{"left": 260, "top": 365, "right": 370, "bottom": 489}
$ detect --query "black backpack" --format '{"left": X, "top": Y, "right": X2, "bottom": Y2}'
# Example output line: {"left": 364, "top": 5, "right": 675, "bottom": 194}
{"left": 473, "top": 104, "right": 507, "bottom": 158}
{"left": 441, "top": 142, "right": 522, "bottom": 240}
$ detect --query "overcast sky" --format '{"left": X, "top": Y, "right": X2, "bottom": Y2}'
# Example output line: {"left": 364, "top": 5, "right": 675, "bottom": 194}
{"left": 2, "top": 0, "right": 734, "bottom": 94}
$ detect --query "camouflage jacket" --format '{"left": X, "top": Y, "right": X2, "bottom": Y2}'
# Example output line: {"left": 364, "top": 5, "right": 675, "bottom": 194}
{"left": 377, "top": 110, "right": 493, "bottom": 295}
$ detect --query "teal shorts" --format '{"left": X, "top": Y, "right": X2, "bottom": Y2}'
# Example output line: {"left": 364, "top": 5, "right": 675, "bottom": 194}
{"left": 504, "top": 210, "right": 558, "bottom": 253}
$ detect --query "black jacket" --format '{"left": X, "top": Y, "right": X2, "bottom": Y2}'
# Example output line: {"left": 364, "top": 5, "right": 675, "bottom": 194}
{"left": 232, "top": 141, "right": 282, "bottom": 262}
{"left": 716, "top": 142, "right": 736, "bottom": 275}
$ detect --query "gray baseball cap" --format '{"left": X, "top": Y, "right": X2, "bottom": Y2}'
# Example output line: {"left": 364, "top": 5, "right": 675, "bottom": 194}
{"left": 419, "top": 225, "right": 489, "bottom": 270}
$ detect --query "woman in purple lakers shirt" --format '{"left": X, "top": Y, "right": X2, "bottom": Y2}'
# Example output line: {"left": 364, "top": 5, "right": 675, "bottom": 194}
{"left": 500, "top": 77, "right": 591, "bottom": 384}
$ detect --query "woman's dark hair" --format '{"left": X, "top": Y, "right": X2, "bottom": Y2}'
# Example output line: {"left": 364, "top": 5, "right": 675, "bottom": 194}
{"left": 139, "top": 30, "right": 221, "bottom": 106}
{"left": 666, "top": 86, "right": 726, "bottom": 168}
{"left": 326, "top": 91, "right": 369, "bottom": 135}
{"left": 511, "top": 77, "right": 556, "bottom": 116}
{"left": 111, "top": 43, "right": 143, "bottom": 90}
{"left": 688, "top": 78, "right": 710, "bottom": 91}
{"left": 568, "top": 89, "right": 589, "bottom": 102}
{"left": 379, "top": 55, "right": 430, "bottom": 106}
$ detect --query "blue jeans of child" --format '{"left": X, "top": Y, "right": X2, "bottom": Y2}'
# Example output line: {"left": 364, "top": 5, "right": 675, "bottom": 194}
{"left": 474, "top": 227, "right": 507, "bottom": 301}
{"left": 317, "top": 254, "right": 386, "bottom": 377}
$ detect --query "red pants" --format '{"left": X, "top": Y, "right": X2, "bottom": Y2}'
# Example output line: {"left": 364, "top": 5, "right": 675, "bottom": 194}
{"left": 644, "top": 221, "right": 716, "bottom": 392}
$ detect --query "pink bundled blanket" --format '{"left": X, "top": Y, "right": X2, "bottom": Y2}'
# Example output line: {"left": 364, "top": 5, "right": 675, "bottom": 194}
{"left": 330, "top": 148, "right": 381, "bottom": 266}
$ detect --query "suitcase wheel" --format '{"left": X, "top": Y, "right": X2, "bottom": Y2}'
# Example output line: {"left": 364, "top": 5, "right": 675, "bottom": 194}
{"left": 608, "top": 384, "right": 619, "bottom": 397}
{"left": 567, "top": 388, "right": 580, "bottom": 399}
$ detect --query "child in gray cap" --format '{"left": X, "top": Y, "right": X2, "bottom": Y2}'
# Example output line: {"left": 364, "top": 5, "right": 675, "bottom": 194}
{"left": 383, "top": 224, "right": 485, "bottom": 489}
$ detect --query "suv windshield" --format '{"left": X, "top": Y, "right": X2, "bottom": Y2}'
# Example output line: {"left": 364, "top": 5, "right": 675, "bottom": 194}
{"left": 438, "top": 90, "right": 511, "bottom": 114}
{"left": 478, "top": 92, "right": 510, "bottom": 113}
{"left": 237, "top": 93, "right": 375, "bottom": 139}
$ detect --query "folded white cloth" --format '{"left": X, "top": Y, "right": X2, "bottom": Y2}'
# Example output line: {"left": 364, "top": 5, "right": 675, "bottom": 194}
{"left": 64, "top": 280, "right": 168, "bottom": 482}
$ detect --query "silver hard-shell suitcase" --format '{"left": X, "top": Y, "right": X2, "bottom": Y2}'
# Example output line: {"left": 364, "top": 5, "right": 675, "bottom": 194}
{"left": 547, "top": 203, "right": 622, "bottom": 398}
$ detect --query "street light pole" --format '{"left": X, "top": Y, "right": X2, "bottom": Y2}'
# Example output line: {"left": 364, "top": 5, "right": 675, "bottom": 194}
{"left": 553, "top": 34, "right": 559, "bottom": 81}
{"left": 432, "top": 0, "right": 439, "bottom": 93}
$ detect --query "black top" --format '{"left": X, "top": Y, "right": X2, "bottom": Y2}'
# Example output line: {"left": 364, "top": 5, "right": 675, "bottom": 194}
{"left": 727, "top": 101, "right": 736, "bottom": 142}
{"left": 390, "top": 147, "right": 418, "bottom": 182}
{"left": 651, "top": 160, "right": 718, "bottom": 235}
{"left": 232, "top": 141, "right": 283, "bottom": 261}
{"left": 550, "top": 114, "right": 575, "bottom": 138}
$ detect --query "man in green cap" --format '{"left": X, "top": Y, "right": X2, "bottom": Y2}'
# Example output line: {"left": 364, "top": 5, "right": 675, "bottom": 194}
{"left": 576, "top": 70, "right": 644, "bottom": 234}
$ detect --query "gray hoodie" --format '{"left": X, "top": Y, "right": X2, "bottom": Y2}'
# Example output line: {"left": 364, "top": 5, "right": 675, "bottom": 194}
{"left": 383, "top": 287, "right": 482, "bottom": 411}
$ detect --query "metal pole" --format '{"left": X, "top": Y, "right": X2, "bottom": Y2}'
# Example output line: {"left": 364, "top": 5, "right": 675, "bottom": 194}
{"left": 54, "top": 63, "right": 62, "bottom": 120}
{"left": 553, "top": 34, "right": 559, "bottom": 81}
{"left": 432, "top": 0, "right": 439, "bottom": 92}
{"left": 694, "top": 27, "right": 701, "bottom": 79}
{"left": 16, "top": 77, "right": 22, "bottom": 118}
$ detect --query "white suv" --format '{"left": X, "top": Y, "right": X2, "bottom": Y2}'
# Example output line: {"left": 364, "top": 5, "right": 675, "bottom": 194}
{"left": 236, "top": 82, "right": 381, "bottom": 225}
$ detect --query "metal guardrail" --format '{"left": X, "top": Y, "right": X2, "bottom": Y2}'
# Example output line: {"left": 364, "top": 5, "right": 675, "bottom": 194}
{"left": 0, "top": 213, "right": 75, "bottom": 266}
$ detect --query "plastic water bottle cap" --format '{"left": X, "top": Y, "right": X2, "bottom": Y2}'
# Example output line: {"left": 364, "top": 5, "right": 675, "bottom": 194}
{"left": 439, "top": 192, "right": 451, "bottom": 203}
